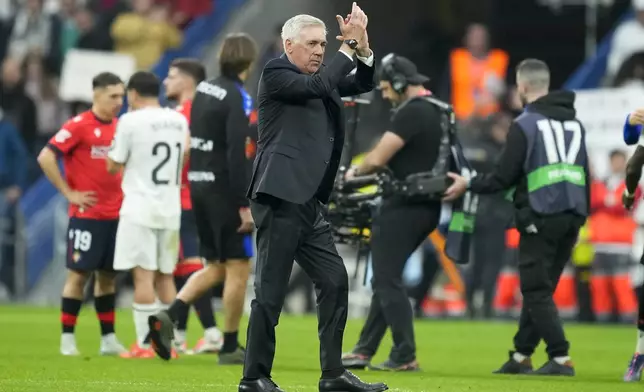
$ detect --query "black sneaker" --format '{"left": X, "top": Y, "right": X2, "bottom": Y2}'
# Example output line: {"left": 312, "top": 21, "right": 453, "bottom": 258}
{"left": 369, "top": 359, "right": 420, "bottom": 372}
{"left": 341, "top": 352, "right": 372, "bottom": 370}
{"left": 147, "top": 311, "right": 175, "bottom": 361}
{"left": 530, "top": 359, "right": 575, "bottom": 376}
{"left": 493, "top": 351, "right": 533, "bottom": 374}
{"left": 219, "top": 346, "right": 246, "bottom": 365}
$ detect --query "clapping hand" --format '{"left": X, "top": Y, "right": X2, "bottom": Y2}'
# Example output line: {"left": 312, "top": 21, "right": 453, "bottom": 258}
{"left": 335, "top": 2, "right": 370, "bottom": 55}
{"left": 629, "top": 109, "right": 644, "bottom": 126}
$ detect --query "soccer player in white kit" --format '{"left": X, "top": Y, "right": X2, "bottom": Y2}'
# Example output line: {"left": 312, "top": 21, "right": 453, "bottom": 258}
{"left": 106, "top": 71, "right": 190, "bottom": 359}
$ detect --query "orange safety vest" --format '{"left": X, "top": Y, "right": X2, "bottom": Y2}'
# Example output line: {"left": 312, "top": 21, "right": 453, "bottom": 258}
{"left": 450, "top": 48, "right": 509, "bottom": 120}
{"left": 589, "top": 180, "right": 638, "bottom": 245}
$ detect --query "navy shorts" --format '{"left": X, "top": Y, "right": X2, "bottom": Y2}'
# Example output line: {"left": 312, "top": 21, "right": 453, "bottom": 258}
{"left": 180, "top": 209, "right": 200, "bottom": 260}
{"left": 192, "top": 194, "right": 254, "bottom": 262}
{"left": 66, "top": 217, "right": 118, "bottom": 272}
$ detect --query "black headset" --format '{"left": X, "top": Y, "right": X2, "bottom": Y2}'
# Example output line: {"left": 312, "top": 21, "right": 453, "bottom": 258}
{"left": 381, "top": 53, "right": 408, "bottom": 95}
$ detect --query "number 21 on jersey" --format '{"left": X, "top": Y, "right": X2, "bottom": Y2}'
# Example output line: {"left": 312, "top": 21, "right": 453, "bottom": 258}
{"left": 151, "top": 141, "right": 183, "bottom": 185}
{"left": 536, "top": 119, "right": 582, "bottom": 165}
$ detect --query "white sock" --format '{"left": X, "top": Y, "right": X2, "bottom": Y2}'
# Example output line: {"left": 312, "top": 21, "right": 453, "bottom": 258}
{"left": 512, "top": 352, "right": 528, "bottom": 363}
{"left": 553, "top": 356, "right": 571, "bottom": 365}
{"left": 636, "top": 330, "right": 644, "bottom": 354}
{"left": 133, "top": 302, "right": 158, "bottom": 348}
{"left": 175, "top": 330, "right": 186, "bottom": 344}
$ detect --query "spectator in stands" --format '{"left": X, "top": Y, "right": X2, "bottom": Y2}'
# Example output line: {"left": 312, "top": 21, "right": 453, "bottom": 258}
{"left": 259, "top": 24, "right": 284, "bottom": 67}
{"left": 613, "top": 51, "right": 644, "bottom": 88}
{"left": 58, "top": 0, "right": 80, "bottom": 60}
{"left": 0, "top": 57, "right": 37, "bottom": 152}
{"left": 166, "top": 0, "right": 212, "bottom": 29}
{"left": 607, "top": 0, "right": 644, "bottom": 81}
{"left": 0, "top": 107, "right": 29, "bottom": 298}
{"left": 589, "top": 150, "right": 640, "bottom": 323}
{"left": 75, "top": 6, "right": 113, "bottom": 51}
{"left": 440, "top": 23, "right": 508, "bottom": 123}
{"left": 110, "top": 0, "right": 182, "bottom": 70}
{"left": 23, "top": 52, "right": 69, "bottom": 152}
{"left": 7, "top": 0, "right": 62, "bottom": 75}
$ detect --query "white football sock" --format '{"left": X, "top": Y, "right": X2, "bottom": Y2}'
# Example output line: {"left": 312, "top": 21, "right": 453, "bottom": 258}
{"left": 553, "top": 356, "right": 571, "bottom": 365}
{"left": 512, "top": 352, "right": 528, "bottom": 363}
{"left": 133, "top": 302, "right": 158, "bottom": 348}
{"left": 636, "top": 330, "right": 644, "bottom": 354}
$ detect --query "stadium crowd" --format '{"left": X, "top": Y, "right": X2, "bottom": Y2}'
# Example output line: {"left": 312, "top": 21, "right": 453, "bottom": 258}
{"left": 1, "top": 0, "right": 644, "bottom": 330}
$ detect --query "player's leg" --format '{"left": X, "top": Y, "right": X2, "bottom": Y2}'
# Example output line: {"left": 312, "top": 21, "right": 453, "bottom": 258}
{"left": 94, "top": 219, "right": 126, "bottom": 355}
{"left": 521, "top": 215, "right": 577, "bottom": 376}
{"left": 60, "top": 217, "right": 96, "bottom": 356}
{"left": 112, "top": 219, "right": 157, "bottom": 358}
{"left": 94, "top": 271, "right": 126, "bottom": 355}
{"left": 175, "top": 208, "right": 222, "bottom": 353}
{"left": 219, "top": 256, "right": 251, "bottom": 364}
{"left": 61, "top": 269, "right": 89, "bottom": 356}
{"left": 624, "top": 254, "right": 644, "bottom": 381}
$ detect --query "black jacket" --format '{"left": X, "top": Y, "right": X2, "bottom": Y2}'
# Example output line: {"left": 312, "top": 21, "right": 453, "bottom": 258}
{"left": 190, "top": 75, "right": 254, "bottom": 207}
{"left": 247, "top": 52, "right": 376, "bottom": 204}
{"left": 469, "top": 90, "right": 591, "bottom": 220}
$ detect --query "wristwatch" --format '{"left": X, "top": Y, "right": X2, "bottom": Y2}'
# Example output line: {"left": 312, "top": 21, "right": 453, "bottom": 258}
{"left": 344, "top": 39, "right": 359, "bottom": 50}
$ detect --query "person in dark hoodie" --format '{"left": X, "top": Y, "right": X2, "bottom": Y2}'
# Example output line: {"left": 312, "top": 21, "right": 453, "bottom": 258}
{"left": 444, "top": 58, "right": 589, "bottom": 377}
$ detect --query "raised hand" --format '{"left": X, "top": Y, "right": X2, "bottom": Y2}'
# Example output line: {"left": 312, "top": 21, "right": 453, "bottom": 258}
{"left": 335, "top": 2, "right": 367, "bottom": 42}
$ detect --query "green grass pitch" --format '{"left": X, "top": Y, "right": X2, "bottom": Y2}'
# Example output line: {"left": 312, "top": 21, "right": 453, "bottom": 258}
{"left": 0, "top": 306, "right": 641, "bottom": 391}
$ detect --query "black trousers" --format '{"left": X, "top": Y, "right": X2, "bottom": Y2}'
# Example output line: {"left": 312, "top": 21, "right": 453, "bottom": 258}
{"left": 243, "top": 195, "right": 349, "bottom": 379}
{"left": 466, "top": 216, "right": 506, "bottom": 318}
{"left": 353, "top": 200, "right": 440, "bottom": 363}
{"left": 513, "top": 213, "right": 583, "bottom": 359}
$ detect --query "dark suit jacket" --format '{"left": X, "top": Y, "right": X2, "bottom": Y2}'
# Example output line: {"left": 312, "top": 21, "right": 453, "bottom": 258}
{"left": 247, "top": 52, "right": 376, "bottom": 204}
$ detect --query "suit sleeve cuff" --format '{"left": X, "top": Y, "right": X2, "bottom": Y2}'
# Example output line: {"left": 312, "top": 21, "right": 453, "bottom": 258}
{"left": 339, "top": 50, "right": 354, "bottom": 61}
{"left": 356, "top": 52, "right": 374, "bottom": 67}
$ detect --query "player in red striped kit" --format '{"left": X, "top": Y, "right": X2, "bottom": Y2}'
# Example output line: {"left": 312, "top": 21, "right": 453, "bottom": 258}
{"left": 37, "top": 72, "right": 127, "bottom": 356}
{"left": 164, "top": 58, "right": 223, "bottom": 354}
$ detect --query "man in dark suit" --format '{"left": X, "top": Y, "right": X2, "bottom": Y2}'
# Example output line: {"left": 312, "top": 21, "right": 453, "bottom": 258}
{"left": 238, "top": 4, "right": 388, "bottom": 392}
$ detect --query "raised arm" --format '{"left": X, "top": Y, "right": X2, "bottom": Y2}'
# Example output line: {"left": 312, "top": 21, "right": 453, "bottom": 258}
{"left": 337, "top": 51, "right": 376, "bottom": 97}
{"left": 263, "top": 51, "right": 356, "bottom": 101}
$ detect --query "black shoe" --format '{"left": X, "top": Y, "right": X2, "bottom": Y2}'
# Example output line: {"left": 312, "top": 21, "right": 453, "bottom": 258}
{"left": 147, "top": 311, "right": 175, "bottom": 361}
{"left": 530, "top": 359, "right": 575, "bottom": 376}
{"left": 238, "top": 377, "right": 285, "bottom": 392}
{"left": 368, "top": 359, "right": 420, "bottom": 372}
{"left": 319, "top": 370, "right": 388, "bottom": 392}
{"left": 341, "top": 352, "right": 372, "bottom": 370}
{"left": 493, "top": 351, "right": 533, "bottom": 374}
{"left": 220, "top": 346, "right": 246, "bottom": 365}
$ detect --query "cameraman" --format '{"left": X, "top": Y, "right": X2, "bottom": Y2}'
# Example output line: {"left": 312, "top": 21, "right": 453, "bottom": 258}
{"left": 342, "top": 54, "right": 444, "bottom": 371}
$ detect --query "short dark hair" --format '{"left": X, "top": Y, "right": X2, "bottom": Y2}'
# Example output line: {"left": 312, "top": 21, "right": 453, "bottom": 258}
{"left": 170, "top": 58, "right": 206, "bottom": 84}
{"left": 219, "top": 33, "right": 258, "bottom": 77}
{"left": 516, "top": 59, "right": 550, "bottom": 90}
{"left": 127, "top": 71, "right": 160, "bottom": 97}
{"left": 92, "top": 72, "right": 123, "bottom": 89}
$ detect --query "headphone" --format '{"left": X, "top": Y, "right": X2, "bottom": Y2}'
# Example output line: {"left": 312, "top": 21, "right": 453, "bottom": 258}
{"left": 381, "top": 53, "right": 408, "bottom": 95}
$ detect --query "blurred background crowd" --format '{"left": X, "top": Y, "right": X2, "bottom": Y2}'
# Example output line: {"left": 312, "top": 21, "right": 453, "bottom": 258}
{"left": 2, "top": 0, "right": 644, "bottom": 327}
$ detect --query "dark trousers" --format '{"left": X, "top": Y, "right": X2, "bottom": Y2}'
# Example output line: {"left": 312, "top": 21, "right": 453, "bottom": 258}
{"left": 466, "top": 217, "right": 506, "bottom": 318}
{"left": 353, "top": 201, "right": 440, "bottom": 363}
{"left": 243, "top": 195, "right": 349, "bottom": 379}
{"left": 513, "top": 213, "right": 583, "bottom": 359}
{"left": 409, "top": 240, "right": 441, "bottom": 314}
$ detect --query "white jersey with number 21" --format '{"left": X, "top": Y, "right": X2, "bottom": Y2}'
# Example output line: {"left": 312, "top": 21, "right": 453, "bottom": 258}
{"left": 108, "top": 107, "right": 189, "bottom": 230}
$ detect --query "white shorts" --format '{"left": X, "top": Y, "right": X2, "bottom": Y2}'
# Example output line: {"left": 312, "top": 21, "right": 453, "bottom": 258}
{"left": 113, "top": 219, "right": 179, "bottom": 274}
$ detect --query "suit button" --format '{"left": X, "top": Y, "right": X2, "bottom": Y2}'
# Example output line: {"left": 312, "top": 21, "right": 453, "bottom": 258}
{"left": 325, "top": 160, "right": 329, "bottom": 164}
{"left": 329, "top": 137, "right": 334, "bottom": 142}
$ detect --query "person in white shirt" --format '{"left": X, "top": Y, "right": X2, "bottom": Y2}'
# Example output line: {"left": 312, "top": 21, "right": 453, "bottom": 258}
{"left": 608, "top": 0, "right": 644, "bottom": 79}
{"left": 106, "top": 71, "right": 189, "bottom": 359}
